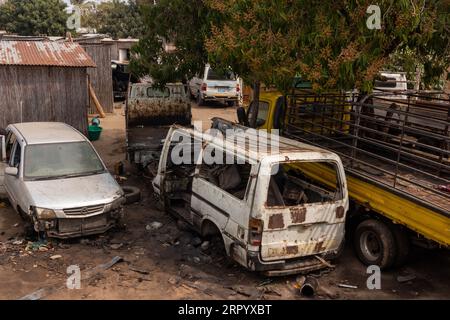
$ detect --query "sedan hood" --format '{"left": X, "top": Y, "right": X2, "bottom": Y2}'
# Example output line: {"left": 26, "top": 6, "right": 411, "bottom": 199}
{"left": 24, "top": 173, "right": 123, "bottom": 209}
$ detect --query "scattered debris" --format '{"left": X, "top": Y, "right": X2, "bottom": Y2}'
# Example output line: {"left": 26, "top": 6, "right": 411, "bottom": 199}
{"left": 200, "top": 241, "right": 210, "bottom": 251}
{"left": 50, "top": 255, "right": 62, "bottom": 260}
{"left": 397, "top": 274, "right": 416, "bottom": 283}
{"left": 80, "top": 239, "right": 90, "bottom": 245}
{"left": 129, "top": 265, "right": 150, "bottom": 275}
{"left": 13, "top": 223, "right": 19, "bottom": 227}
{"left": 338, "top": 283, "right": 358, "bottom": 289}
{"left": 12, "top": 240, "right": 24, "bottom": 245}
{"left": 193, "top": 257, "right": 201, "bottom": 264}
{"left": 168, "top": 276, "right": 181, "bottom": 285}
{"left": 25, "top": 240, "right": 49, "bottom": 252}
{"left": 146, "top": 221, "right": 163, "bottom": 231}
{"left": 110, "top": 243, "right": 124, "bottom": 250}
{"left": 257, "top": 279, "right": 274, "bottom": 287}
{"left": 19, "top": 256, "right": 123, "bottom": 300}
{"left": 299, "top": 276, "right": 319, "bottom": 297}
{"left": 226, "top": 285, "right": 253, "bottom": 297}
{"left": 314, "top": 255, "right": 335, "bottom": 269}
{"left": 295, "top": 275, "right": 306, "bottom": 288}
{"left": 0, "top": 202, "right": 6, "bottom": 208}
{"left": 191, "top": 237, "right": 202, "bottom": 247}
{"left": 260, "top": 286, "right": 282, "bottom": 297}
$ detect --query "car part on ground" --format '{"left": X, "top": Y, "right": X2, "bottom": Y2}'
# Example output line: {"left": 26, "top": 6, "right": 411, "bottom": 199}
{"left": 122, "top": 186, "right": 141, "bottom": 204}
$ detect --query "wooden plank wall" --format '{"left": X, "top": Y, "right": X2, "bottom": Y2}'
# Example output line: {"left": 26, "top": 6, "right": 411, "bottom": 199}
{"left": 0, "top": 66, "right": 89, "bottom": 135}
{"left": 82, "top": 44, "right": 114, "bottom": 114}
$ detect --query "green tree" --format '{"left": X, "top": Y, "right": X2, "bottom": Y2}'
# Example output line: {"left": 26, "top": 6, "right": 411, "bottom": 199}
{"left": 131, "top": 0, "right": 212, "bottom": 85}
{"left": 82, "top": 0, "right": 145, "bottom": 39}
{"left": 205, "top": 0, "right": 450, "bottom": 93}
{"left": 0, "top": 0, "right": 68, "bottom": 36}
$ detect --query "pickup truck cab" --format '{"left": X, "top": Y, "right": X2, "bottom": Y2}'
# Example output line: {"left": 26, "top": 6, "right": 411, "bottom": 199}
{"left": 0, "top": 122, "right": 125, "bottom": 239}
{"left": 153, "top": 122, "right": 349, "bottom": 275}
{"left": 189, "top": 64, "right": 240, "bottom": 107}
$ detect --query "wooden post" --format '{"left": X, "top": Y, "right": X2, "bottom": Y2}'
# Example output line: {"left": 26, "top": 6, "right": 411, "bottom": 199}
{"left": 89, "top": 83, "right": 106, "bottom": 118}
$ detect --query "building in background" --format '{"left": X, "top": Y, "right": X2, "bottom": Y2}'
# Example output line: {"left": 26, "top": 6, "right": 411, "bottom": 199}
{"left": 0, "top": 40, "right": 95, "bottom": 134}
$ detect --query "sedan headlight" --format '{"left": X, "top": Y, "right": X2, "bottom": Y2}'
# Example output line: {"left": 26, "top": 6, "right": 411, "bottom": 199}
{"left": 34, "top": 207, "right": 57, "bottom": 220}
{"left": 108, "top": 197, "right": 125, "bottom": 211}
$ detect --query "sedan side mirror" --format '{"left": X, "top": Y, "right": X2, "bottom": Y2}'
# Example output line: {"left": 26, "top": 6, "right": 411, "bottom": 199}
{"left": 5, "top": 167, "right": 18, "bottom": 176}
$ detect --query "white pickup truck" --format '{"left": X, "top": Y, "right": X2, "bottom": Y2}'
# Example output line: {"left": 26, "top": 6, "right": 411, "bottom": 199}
{"left": 189, "top": 64, "right": 240, "bottom": 107}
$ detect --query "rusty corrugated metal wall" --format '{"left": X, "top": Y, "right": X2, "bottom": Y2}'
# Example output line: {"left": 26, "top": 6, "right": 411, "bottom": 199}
{"left": 81, "top": 44, "right": 114, "bottom": 114}
{"left": 0, "top": 66, "right": 89, "bottom": 135}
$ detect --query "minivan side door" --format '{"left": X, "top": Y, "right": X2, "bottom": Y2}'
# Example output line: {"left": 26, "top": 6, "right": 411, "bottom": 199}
{"left": 191, "top": 150, "right": 255, "bottom": 246}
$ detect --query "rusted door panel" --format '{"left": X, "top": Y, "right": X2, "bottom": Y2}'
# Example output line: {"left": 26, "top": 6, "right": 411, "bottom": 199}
{"left": 260, "top": 201, "right": 346, "bottom": 262}
{"left": 190, "top": 178, "right": 236, "bottom": 232}
{"left": 261, "top": 220, "right": 345, "bottom": 262}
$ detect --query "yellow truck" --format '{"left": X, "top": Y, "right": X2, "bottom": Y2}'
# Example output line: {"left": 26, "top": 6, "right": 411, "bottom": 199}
{"left": 235, "top": 88, "right": 450, "bottom": 269}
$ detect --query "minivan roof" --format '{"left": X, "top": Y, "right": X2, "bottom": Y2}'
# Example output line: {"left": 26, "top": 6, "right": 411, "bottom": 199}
{"left": 172, "top": 123, "right": 340, "bottom": 163}
{"left": 10, "top": 122, "right": 86, "bottom": 145}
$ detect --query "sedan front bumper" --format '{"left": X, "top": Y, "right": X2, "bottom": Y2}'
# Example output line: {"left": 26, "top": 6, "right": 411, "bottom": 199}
{"left": 36, "top": 208, "right": 124, "bottom": 239}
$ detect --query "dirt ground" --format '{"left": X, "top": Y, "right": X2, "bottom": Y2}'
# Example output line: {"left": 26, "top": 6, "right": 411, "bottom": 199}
{"left": 0, "top": 102, "right": 449, "bottom": 300}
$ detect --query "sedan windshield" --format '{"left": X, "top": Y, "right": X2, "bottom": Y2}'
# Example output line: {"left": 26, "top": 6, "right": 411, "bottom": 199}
{"left": 24, "top": 142, "right": 105, "bottom": 180}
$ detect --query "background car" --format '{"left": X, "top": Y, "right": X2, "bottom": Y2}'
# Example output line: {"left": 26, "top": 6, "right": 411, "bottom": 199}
{"left": 189, "top": 64, "right": 240, "bottom": 107}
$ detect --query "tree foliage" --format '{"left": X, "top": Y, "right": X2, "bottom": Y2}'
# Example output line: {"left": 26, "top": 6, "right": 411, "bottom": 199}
{"left": 81, "top": 0, "right": 145, "bottom": 39}
{"left": 0, "top": 0, "right": 68, "bottom": 36}
{"left": 205, "top": 0, "right": 450, "bottom": 93}
{"left": 131, "top": 0, "right": 212, "bottom": 85}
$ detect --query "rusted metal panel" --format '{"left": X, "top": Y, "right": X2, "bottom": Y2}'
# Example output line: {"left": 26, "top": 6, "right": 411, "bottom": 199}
{"left": 0, "top": 41, "right": 96, "bottom": 68}
{"left": 268, "top": 213, "right": 284, "bottom": 229}
{"left": 290, "top": 207, "right": 306, "bottom": 223}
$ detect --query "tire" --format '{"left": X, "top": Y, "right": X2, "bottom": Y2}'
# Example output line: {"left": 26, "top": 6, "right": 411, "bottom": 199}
{"left": 197, "top": 92, "right": 204, "bottom": 106}
{"left": 389, "top": 224, "right": 410, "bottom": 268}
{"left": 353, "top": 219, "right": 397, "bottom": 270}
{"left": 122, "top": 186, "right": 141, "bottom": 204}
{"left": 226, "top": 101, "right": 235, "bottom": 107}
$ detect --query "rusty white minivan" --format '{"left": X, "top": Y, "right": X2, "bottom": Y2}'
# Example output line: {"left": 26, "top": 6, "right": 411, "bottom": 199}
{"left": 153, "top": 122, "right": 349, "bottom": 275}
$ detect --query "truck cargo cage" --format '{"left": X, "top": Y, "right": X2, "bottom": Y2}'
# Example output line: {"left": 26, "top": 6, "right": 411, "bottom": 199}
{"left": 285, "top": 90, "right": 450, "bottom": 215}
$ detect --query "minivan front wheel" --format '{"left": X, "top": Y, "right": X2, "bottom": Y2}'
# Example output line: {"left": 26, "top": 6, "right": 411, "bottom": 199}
{"left": 354, "top": 219, "right": 396, "bottom": 270}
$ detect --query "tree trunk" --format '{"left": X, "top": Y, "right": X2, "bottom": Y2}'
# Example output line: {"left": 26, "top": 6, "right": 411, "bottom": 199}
{"left": 249, "top": 80, "right": 260, "bottom": 128}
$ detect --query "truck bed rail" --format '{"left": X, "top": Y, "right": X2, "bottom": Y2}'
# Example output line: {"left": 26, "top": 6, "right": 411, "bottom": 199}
{"left": 285, "top": 91, "right": 450, "bottom": 216}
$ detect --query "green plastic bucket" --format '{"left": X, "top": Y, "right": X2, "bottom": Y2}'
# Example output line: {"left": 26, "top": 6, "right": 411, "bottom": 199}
{"left": 88, "top": 125, "right": 103, "bottom": 141}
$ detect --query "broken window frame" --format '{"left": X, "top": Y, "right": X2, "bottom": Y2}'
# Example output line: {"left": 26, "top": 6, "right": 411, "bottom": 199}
{"left": 196, "top": 148, "right": 254, "bottom": 202}
{"left": 264, "top": 160, "right": 344, "bottom": 208}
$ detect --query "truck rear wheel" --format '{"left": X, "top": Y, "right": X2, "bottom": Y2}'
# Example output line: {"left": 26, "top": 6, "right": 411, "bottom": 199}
{"left": 354, "top": 219, "right": 396, "bottom": 270}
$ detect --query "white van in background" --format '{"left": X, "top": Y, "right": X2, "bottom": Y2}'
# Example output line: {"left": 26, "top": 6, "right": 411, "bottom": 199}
{"left": 189, "top": 64, "right": 240, "bottom": 107}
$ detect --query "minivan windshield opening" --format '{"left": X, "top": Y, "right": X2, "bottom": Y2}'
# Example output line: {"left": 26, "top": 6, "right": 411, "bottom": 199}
{"left": 24, "top": 142, "right": 105, "bottom": 180}
{"left": 267, "top": 162, "right": 342, "bottom": 207}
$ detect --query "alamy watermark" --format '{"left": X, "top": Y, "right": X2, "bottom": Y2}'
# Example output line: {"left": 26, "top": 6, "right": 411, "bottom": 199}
{"left": 367, "top": 5, "right": 382, "bottom": 30}
{"left": 66, "top": 6, "right": 81, "bottom": 32}
{"left": 169, "top": 121, "right": 280, "bottom": 170}
{"left": 66, "top": 265, "right": 81, "bottom": 290}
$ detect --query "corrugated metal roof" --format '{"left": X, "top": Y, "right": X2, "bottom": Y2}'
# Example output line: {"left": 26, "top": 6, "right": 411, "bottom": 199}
{"left": 0, "top": 40, "right": 96, "bottom": 68}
